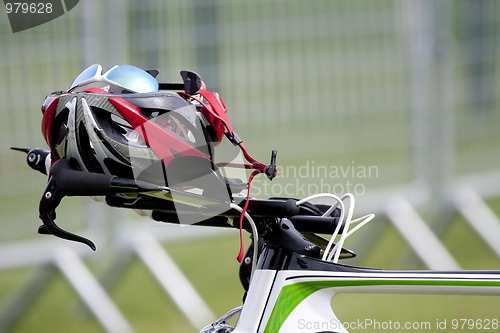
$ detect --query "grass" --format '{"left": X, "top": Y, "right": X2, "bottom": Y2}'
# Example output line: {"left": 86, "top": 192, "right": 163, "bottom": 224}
{"left": 0, "top": 232, "right": 243, "bottom": 333}
{"left": 1, "top": 198, "right": 500, "bottom": 333}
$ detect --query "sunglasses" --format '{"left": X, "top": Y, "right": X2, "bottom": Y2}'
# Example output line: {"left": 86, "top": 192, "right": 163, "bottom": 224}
{"left": 68, "top": 64, "right": 159, "bottom": 93}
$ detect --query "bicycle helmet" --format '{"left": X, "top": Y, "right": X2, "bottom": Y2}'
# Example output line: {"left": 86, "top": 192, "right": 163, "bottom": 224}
{"left": 33, "top": 64, "right": 276, "bottom": 250}
{"left": 41, "top": 64, "right": 273, "bottom": 191}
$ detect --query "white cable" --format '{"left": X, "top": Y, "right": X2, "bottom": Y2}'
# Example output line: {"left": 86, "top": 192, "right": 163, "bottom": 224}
{"left": 344, "top": 214, "right": 375, "bottom": 238}
{"left": 328, "top": 196, "right": 376, "bottom": 262}
{"left": 296, "top": 193, "right": 347, "bottom": 261}
{"left": 296, "top": 192, "right": 376, "bottom": 263}
{"left": 233, "top": 191, "right": 376, "bottom": 278}
{"left": 328, "top": 193, "right": 356, "bottom": 262}
{"left": 229, "top": 203, "right": 259, "bottom": 282}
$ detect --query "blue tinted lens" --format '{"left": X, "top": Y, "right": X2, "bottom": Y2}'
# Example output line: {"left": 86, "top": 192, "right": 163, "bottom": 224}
{"left": 106, "top": 65, "right": 159, "bottom": 93}
{"left": 69, "top": 64, "right": 101, "bottom": 91}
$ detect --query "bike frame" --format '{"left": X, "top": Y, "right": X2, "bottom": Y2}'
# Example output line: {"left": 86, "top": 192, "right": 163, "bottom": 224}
{"left": 228, "top": 246, "right": 500, "bottom": 333}
{"left": 13, "top": 146, "right": 500, "bottom": 333}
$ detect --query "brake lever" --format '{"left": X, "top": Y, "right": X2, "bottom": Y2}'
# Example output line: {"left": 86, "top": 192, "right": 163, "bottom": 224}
{"left": 10, "top": 147, "right": 94, "bottom": 248}
{"left": 38, "top": 175, "right": 97, "bottom": 250}
{"left": 34, "top": 158, "right": 170, "bottom": 251}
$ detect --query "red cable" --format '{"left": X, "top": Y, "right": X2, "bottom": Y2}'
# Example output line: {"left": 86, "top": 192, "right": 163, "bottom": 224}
{"left": 236, "top": 169, "right": 260, "bottom": 263}
{"left": 178, "top": 89, "right": 276, "bottom": 261}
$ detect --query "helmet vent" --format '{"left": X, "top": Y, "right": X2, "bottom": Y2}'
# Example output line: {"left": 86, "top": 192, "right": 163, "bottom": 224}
{"left": 51, "top": 108, "right": 69, "bottom": 158}
{"left": 77, "top": 122, "right": 105, "bottom": 173}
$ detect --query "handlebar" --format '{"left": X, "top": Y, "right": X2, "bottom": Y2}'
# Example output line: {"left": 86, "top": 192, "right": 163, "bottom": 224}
{"left": 50, "top": 158, "right": 168, "bottom": 196}
{"left": 289, "top": 215, "right": 341, "bottom": 234}
{"left": 50, "top": 157, "right": 344, "bottom": 239}
{"left": 12, "top": 148, "right": 344, "bottom": 250}
{"left": 242, "top": 198, "right": 299, "bottom": 218}
{"left": 106, "top": 194, "right": 341, "bottom": 235}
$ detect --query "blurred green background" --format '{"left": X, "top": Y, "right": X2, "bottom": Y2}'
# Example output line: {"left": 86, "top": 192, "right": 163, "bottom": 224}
{"left": 1, "top": 1, "right": 500, "bottom": 332}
